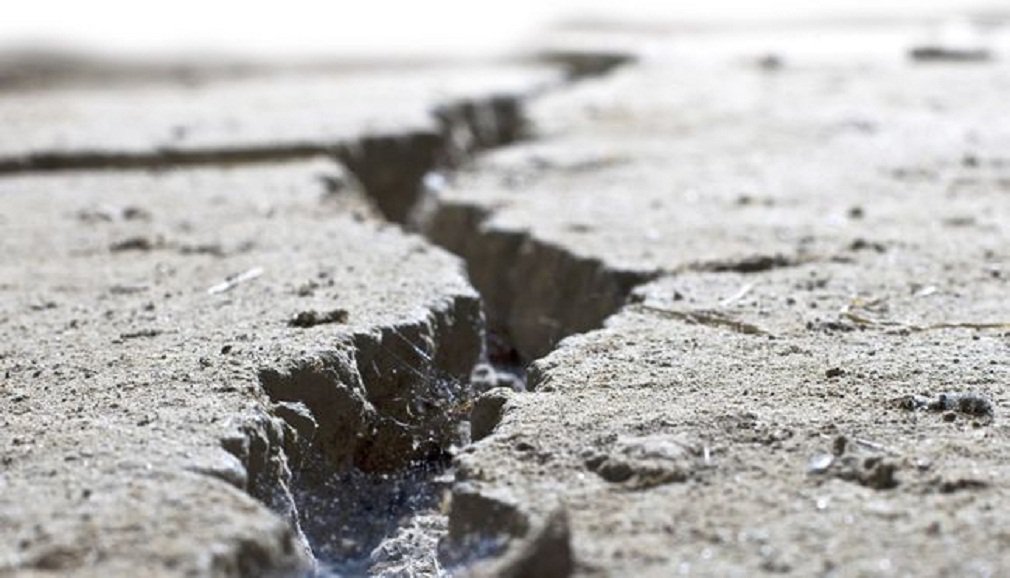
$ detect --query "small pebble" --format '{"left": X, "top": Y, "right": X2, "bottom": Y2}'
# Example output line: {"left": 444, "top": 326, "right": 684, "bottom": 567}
{"left": 808, "top": 453, "right": 835, "bottom": 474}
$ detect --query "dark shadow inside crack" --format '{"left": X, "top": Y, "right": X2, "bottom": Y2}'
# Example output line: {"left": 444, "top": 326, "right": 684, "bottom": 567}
{"left": 292, "top": 449, "right": 453, "bottom": 577}
{"left": 253, "top": 319, "right": 537, "bottom": 576}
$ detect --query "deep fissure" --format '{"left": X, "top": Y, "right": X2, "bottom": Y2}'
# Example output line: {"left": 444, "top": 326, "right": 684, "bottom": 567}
{"left": 1, "top": 52, "right": 637, "bottom": 576}
{"left": 13, "top": 46, "right": 824, "bottom": 576}
{"left": 7, "top": 23, "right": 1010, "bottom": 578}
{"left": 250, "top": 54, "right": 645, "bottom": 575}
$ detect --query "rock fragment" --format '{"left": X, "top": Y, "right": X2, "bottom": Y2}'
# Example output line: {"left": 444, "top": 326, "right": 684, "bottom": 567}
{"left": 909, "top": 46, "right": 992, "bottom": 62}
{"left": 898, "top": 392, "right": 994, "bottom": 419}
{"left": 585, "top": 434, "right": 702, "bottom": 489}
{"left": 470, "top": 387, "right": 514, "bottom": 442}
{"left": 287, "top": 308, "right": 349, "bottom": 328}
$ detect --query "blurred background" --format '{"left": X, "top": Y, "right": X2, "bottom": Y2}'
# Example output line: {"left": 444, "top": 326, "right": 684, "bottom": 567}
{"left": 3, "top": 0, "right": 1008, "bottom": 60}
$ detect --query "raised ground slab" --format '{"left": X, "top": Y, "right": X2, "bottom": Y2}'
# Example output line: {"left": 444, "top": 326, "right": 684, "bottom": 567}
{"left": 0, "top": 64, "right": 559, "bottom": 162}
{"left": 452, "top": 248, "right": 1010, "bottom": 576}
{"left": 420, "top": 24, "right": 1010, "bottom": 359}
{"left": 0, "top": 63, "right": 559, "bottom": 221}
{"left": 416, "top": 23, "right": 1010, "bottom": 576}
{"left": 0, "top": 160, "right": 484, "bottom": 576}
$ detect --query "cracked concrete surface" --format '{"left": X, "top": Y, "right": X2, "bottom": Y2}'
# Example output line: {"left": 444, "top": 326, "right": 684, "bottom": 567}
{"left": 0, "top": 63, "right": 558, "bottom": 223}
{"left": 422, "top": 22, "right": 1010, "bottom": 578}
{"left": 0, "top": 64, "right": 558, "bottom": 163}
{"left": 450, "top": 250, "right": 1010, "bottom": 576}
{"left": 3, "top": 16, "right": 1010, "bottom": 578}
{"left": 0, "top": 160, "right": 483, "bottom": 576}
{"left": 419, "top": 25, "right": 1010, "bottom": 357}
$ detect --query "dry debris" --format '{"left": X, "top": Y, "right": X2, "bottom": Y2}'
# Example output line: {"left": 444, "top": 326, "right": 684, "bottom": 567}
{"left": 807, "top": 436, "right": 899, "bottom": 490}
{"left": 206, "top": 267, "right": 264, "bottom": 295}
{"left": 897, "top": 392, "right": 994, "bottom": 419}
{"left": 288, "top": 308, "right": 349, "bottom": 328}
{"left": 638, "top": 304, "right": 771, "bottom": 336}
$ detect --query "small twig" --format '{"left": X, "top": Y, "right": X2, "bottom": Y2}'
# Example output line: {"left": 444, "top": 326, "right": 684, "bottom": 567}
{"left": 905, "top": 321, "right": 1010, "bottom": 333}
{"left": 839, "top": 301, "right": 1010, "bottom": 333}
{"left": 637, "top": 304, "right": 771, "bottom": 336}
{"left": 207, "top": 267, "right": 263, "bottom": 295}
{"left": 719, "top": 282, "right": 755, "bottom": 308}
{"left": 852, "top": 438, "right": 899, "bottom": 456}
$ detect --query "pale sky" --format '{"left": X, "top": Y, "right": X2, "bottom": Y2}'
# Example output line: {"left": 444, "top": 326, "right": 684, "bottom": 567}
{"left": 1, "top": 0, "right": 1001, "bottom": 58}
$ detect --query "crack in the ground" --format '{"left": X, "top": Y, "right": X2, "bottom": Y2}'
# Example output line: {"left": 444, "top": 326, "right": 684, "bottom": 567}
{"left": 5, "top": 47, "right": 847, "bottom": 575}
{"left": 631, "top": 304, "right": 773, "bottom": 336}
{"left": 681, "top": 253, "right": 807, "bottom": 274}
{"left": 416, "top": 201, "right": 657, "bottom": 361}
{"left": 245, "top": 296, "right": 482, "bottom": 576}
{"left": 276, "top": 52, "right": 643, "bottom": 576}
{"left": 0, "top": 51, "right": 637, "bottom": 577}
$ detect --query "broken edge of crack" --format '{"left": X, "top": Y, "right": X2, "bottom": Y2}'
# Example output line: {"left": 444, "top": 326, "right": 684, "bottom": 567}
{"left": 535, "top": 49, "right": 638, "bottom": 80}
{"left": 441, "top": 483, "right": 575, "bottom": 578}
{"left": 210, "top": 412, "right": 317, "bottom": 574}
{"left": 321, "top": 91, "right": 534, "bottom": 223}
{"left": 208, "top": 291, "right": 482, "bottom": 570}
{"left": 418, "top": 198, "right": 656, "bottom": 360}
{"left": 256, "top": 292, "right": 482, "bottom": 474}
{"left": 0, "top": 89, "right": 535, "bottom": 228}
{"left": 470, "top": 387, "right": 516, "bottom": 442}
{"left": 0, "top": 144, "right": 337, "bottom": 174}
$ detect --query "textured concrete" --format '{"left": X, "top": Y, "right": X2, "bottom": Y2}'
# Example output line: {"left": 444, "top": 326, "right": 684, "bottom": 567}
{"left": 0, "top": 160, "right": 483, "bottom": 576}
{"left": 421, "top": 22, "right": 1010, "bottom": 577}
{"left": 420, "top": 24, "right": 1010, "bottom": 358}
{"left": 447, "top": 251, "right": 1010, "bottom": 576}
{"left": 0, "top": 64, "right": 558, "bottom": 163}
{"left": 0, "top": 63, "right": 558, "bottom": 223}
{"left": 4, "top": 17, "right": 1010, "bottom": 578}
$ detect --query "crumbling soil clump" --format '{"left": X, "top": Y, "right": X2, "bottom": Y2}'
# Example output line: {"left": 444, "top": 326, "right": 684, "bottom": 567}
{"left": 898, "top": 392, "right": 995, "bottom": 420}
{"left": 288, "top": 308, "right": 349, "bottom": 328}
